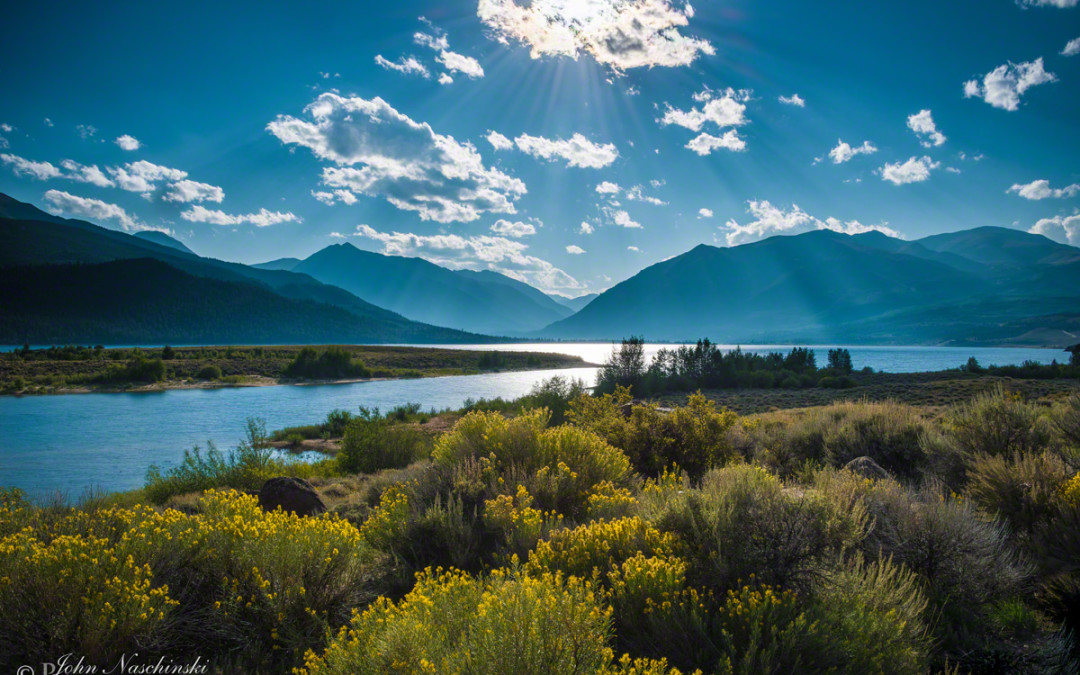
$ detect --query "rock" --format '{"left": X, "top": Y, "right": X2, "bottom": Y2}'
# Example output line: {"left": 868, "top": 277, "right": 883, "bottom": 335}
{"left": 258, "top": 477, "right": 327, "bottom": 516}
{"left": 844, "top": 456, "right": 891, "bottom": 481}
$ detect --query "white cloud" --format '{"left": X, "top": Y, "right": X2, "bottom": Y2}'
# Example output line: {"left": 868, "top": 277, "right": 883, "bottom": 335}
{"left": 437, "top": 50, "right": 485, "bottom": 78}
{"left": 660, "top": 88, "right": 750, "bottom": 131}
{"left": 1, "top": 153, "right": 61, "bottom": 180}
{"left": 76, "top": 124, "right": 97, "bottom": 139}
{"left": 267, "top": 93, "right": 526, "bottom": 223}
{"left": 1030, "top": 214, "right": 1080, "bottom": 245}
{"left": 180, "top": 205, "right": 301, "bottom": 227}
{"left": 311, "top": 189, "right": 358, "bottom": 206}
{"left": 1007, "top": 179, "right": 1080, "bottom": 200}
{"left": 1017, "top": 0, "right": 1078, "bottom": 7}
{"left": 566, "top": 244, "right": 586, "bottom": 254}
{"left": 595, "top": 181, "right": 621, "bottom": 194}
{"left": 59, "top": 160, "right": 115, "bottom": 188}
{"left": 722, "top": 200, "right": 902, "bottom": 246}
{"left": 1063, "top": 37, "right": 1080, "bottom": 56}
{"left": 625, "top": 184, "right": 667, "bottom": 205}
{"left": 486, "top": 130, "right": 514, "bottom": 150}
{"left": 107, "top": 161, "right": 188, "bottom": 193}
{"left": 43, "top": 118, "right": 53, "bottom": 127}
{"left": 438, "top": 73, "right": 454, "bottom": 85}
{"left": 0, "top": 137, "right": 7, "bottom": 150}
{"left": 878, "top": 156, "right": 940, "bottom": 185}
{"left": 605, "top": 208, "right": 642, "bottom": 228}
{"left": 828, "top": 139, "right": 877, "bottom": 164}
{"left": 512, "top": 133, "right": 619, "bottom": 168}
{"left": 778, "top": 94, "right": 805, "bottom": 107}
{"left": 477, "top": 0, "right": 714, "bottom": 71}
{"left": 963, "top": 58, "right": 1057, "bottom": 111}
{"left": 114, "top": 135, "right": 141, "bottom": 151}
{"left": 685, "top": 130, "right": 746, "bottom": 155}
{"left": 906, "top": 110, "right": 946, "bottom": 147}
{"left": 490, "top": 219, "right": 537, "bottom": 237}
{"left": 627, "top": 245, "right": 640, "bottom": 252}
{"left": 698, "top": 208, "right": 713, "bottom": 218}
{"left": 374, "top": 55, "right": 431, "bottom": 78}
{"left": 162, "top": 179, "right": 225, "bottom": 203}
{"left": 0, "top": 123, "right": 13, "bottom": 133}
{"left": 353, "top": 223, "right": 585, "bottom": 293}
{"left": 42, "top": 189, "right": 151, "bottom": 232}
{"left": 579, "top": 221, "right": 595, "bottom": 234}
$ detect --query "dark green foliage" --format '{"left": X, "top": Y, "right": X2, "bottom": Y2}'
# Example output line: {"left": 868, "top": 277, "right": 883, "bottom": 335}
{"left": 283, "top": 347, "right": 370, "bottom": 380}
{"left": 596, "top": 336, "right": 646, "bottom": 394}
{"left": 477, "top": 351, "right": 509, "bottom": 369}
{"left": 827, "top": 348, "right": 853, "bottom": 374}
{"left": 339, "top": 407, "right": 431, "bottom": 474}
{"left": 196, "top": 364, "right": 222, "bottom": 380}
{"left": 161, "top": 345, "right": 175, "bottom": 360}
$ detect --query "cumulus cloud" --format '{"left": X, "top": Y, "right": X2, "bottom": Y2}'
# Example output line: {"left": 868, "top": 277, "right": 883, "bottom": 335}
{"left": 1007, "top": 179, "right": 1080, "bottom": 200}
{"left": 722, "top": 200, "right": 902, "bottom": 246}
{"left": 579, "top": 221, "right": 595, "bottom": 234}
{"left": 311, "top": 189, "right": 358, "bottom": 206}
{"left": 907, "top": 110, "right": 946, "bottom": 147}
{"left": 778, "top": 94, "right": 805, "bottom": 107}
{"left": 1, "top": 153, "right": 62, "bottom": 180}
{"left": 877, "top": 156, "right": 940, "bottom": 185}
{"left": 59, "top": 160, "right": 115, "bottom": 188}
{"left": 180, "top": 205, "right": 301, "bottom": 227}
{"left": 604, "top": 207, "right": 642, "bottom": 228}
{"left": 685, "top": 130, "right": 746, "bottom": 155}
{"left": 353, "top": 223, "right": 585, "bottom": 293}
{"left": 108, "top": 160, "right": 188, "bottom": 193}
{"left": 42, "top": 189, "right": 149, "bottom": 232}
{"left": 477, "top": 0, "right": 714, "bottom": 71}
{"left": 1063, "top": 37, "right": 1080, "bottom": 56}
{"left": 374, "top": 54, "right": 431, "bottom": 78}
{"left": 1030, "top": 214, "right": 1080, "bottom": 245}
{"left": 828, "top": 139, "right": 877, "bottom": 164}
{"left": 963, "top": 58, "right": 1056, "bottom": 111}
{"left": 486, "top": 130, "right": 514, "bottom": 150}
{"left": 414, "top": 25, "right": 485, "bottom": 80}
{"left": 163, "top": 179, "right": 225, "bottom": 203}
{"left": 565, "top": 244, "right": 586, "bottom": 254}
{"left": 595, "top": 181, "right": 621, "bottom": 194}
{"left": 698, "top": 208, "right": 713, "bottom": 218}
{"left": 490, "top": 219, "right": 537, "bottom": 237}
{"left": 115, "top": 135, "right": 141, "bottom": 151}
{"left": 627, "top": 245, "right": 640, "bottom": 252}
{"left": 267, "top": 93, "right": 526, "bottom": 223}
{"left": 512, "top": 133, "right": 619, "bottom": 168}
{"left": 438, "top": 73, "right": 454, "bottom": 85}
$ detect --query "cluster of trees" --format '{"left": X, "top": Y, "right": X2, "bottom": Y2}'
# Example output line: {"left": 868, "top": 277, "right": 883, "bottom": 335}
{"left": 282, "top": 347, "right": 370, "bottom": 380}
{"left": 962, "top": 354, "right": 1080, "bottom": 379}
{"left": 597, "top": 337, "right": 857, "bottom": 395}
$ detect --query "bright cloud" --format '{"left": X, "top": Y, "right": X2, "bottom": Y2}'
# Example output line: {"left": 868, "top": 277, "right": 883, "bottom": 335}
{"left": 108, "top": 160, "right": 188, "bottom": 193}
{"left": 311, "top": 189, "right": 358, "bottom": 206}
{"left": 1030, "top": 214, "right": 1080, "bottom": 245}
{"left": 660, "top": 88, "right": 750, "bottom": 131}
{"left": 878, "top": 156, "right": 940, "bottom": 185}
{"left": 565, "top": 244, "right": 586, "bottom": 254}
{"left": 828, "top": 139, "right": 877, "bottom": 164}
{"left": 486, "top": 130, "right": 514, "bottom": 150}
{"left": 604, "top": 207, "right": 642, "bottom": 228}
{"left": 579, "top": 221, "right": 595, "bottom": 234}
{"left": 778, "top": 94, "right": 805, "bottom": 107}
{"left": 490, "top": 219, "right": 537, "bottom": 237}
{"left": 1007, "top": 179, "right": 1080, "bottom": 200}
{"left": 477, "top": 0, "right": 714, "bottom": 71}
{"left": 625, "top": 184, "right": 667, "bottom": 205}
{"left": 512, "top": 133, "right": 619, "bottom": 169}
{"left": 595, "top": 181, "right": 621, "bottom": 194}
{"left": 267, "top": 93, "right": 526, "bottom": 223}
{"left": 163, "top": 179, "right": 225, "bottom": 203}
{"left": 114, "top": 135, "right": 141, "bottom": 151}
{"left": 963, "top": 58, "right": 1056, "bottom": 111}
{"left": 180, "top": 205, "right": 301, "bottom": 227}
{"left": 1, "top": 153, "right": 61, "bottom": 180}
{"left": 685, "top": 130, "right": 746, "bottom": 155}
{"left": 436, "top": 50, "right": 484, "bottom": 78}
{"left": 1063, "top": 37, "right": 1080, "bottom": 56}
{"left": 42, "top": 189, "right": 149, "bottom": 232}
{"left": 59, "top": 160, "right": 115, "bottom": 188}
{"left": 374, "top": 55, "right": 431, "bottom": 78}
{"left": 1017, "top": 0, "right": 1078, "bottom": 7}
{"left": 722, "top": 200, "right": 902, "bottom": 246}
{"left": 906, "top": 110, "right": 946, "bottom": 147}
{"left": 353, "top": 224, "right": 584, "bottom": 293}
{"left": 698, "top": 208, "right": 713, "bottom": 218}
{"left": 627, "top": 246, "right": 640, "bottom": 252}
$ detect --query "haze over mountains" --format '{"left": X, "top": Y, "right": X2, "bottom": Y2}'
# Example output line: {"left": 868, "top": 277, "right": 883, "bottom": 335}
{"left": 2, "top": 192, "right": 1078, "bottom": 347}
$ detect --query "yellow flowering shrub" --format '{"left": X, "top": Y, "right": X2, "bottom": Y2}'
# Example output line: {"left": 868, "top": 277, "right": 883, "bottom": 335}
{"left": 525, "top": 516, "right": 681, "bottom": 580}
{"left": 1060, "top": 472, "right": 1080, "bottom": 506}
{"left": 298, "top": 567, "right": 614, "bottom": 675}
{"left": 598, "top": 654, "right": 709, "bottom": 675}
{"left": 587, "top": 480, "right": 638, "bottom": 521}
{"left": 482, "top": 485, "right": 562, "bottom": 561}
{"left": 358, "top": 482, "right": 413, "bottom": 551}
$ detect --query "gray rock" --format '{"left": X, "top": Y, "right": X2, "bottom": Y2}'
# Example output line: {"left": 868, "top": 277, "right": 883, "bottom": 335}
{"left": 844, "top": 456, "right": 891, "bottom": 481}
{"left": 258, "top": 476, "right": 327, "bottom": 516}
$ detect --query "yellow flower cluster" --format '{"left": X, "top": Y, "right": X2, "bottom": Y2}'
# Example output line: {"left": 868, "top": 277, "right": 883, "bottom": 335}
{"left": 1062, "top": 472, "right": 1080, "bottom": 506}
{"left": 358, "top": 483, "right": 412, "bottom": 551}
{"left": 525, "top": 516, "right": 681, "bottom": 580}
{"left": 482, "top": 485, "right": 562, "bottom": 559}
{"left": 587, "top": 480, "right": 638, "bottom": 520}
{"left": 606, "top": 552, "right": 698, "bottom": 616}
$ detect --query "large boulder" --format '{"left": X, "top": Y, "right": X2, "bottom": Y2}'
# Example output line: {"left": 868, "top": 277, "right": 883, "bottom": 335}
{"left": 258, "top": 477, "right": 327, "bottom": 516}
{"left": 844, "top": 456, "right": 892, "bottom": 482}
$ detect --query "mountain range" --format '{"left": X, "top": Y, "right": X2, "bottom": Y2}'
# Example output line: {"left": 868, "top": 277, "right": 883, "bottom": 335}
{"left": 2, "top": 191, "right": 1078, "bottom": 347}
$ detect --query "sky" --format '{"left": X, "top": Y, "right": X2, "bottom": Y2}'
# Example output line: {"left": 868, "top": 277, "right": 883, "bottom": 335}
{"left": 1, "top": 0, "right": 1079, "bottom": 298}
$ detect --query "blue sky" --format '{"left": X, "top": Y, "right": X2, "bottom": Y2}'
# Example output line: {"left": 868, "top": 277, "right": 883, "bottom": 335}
{"left": 1, "top": 0, "right": 1078, "bottom": 297}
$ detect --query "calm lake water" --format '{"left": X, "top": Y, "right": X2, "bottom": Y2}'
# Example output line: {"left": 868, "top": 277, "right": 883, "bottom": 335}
{"left": 0, "top": 343, "right": 1068, "bottom": 498}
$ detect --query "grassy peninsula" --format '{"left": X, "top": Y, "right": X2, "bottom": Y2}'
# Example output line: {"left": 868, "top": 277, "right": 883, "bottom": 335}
{"left": 0, "top": 344, "right": 589, "bottom": 395}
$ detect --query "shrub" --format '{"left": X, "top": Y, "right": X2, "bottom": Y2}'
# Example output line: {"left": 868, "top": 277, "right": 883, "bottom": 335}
{"left": 283, "top": 347, "right": 369, "bottom": 380}
{"left": 197, "top": 364, "right": 223, "bottom": 380}
{"left": 482, "top": 485, "right": 563, "bottom": 563}
{"left": 966, "top": 451, "right": 1070, "bottom": 538}
{"left": 297, "top": 568, "right": 614, "bottom": 675}
{"left": 339, "top": 407, "right": 431, "bottom": 474}
{"left": 947, "top": 385, "right": 1051, "bottom": 457}
{"left": 525, "top": 516, "right": 681, "bottom": 580}
{"left": 517, "top": 375, "right": 589, "bottom": 426}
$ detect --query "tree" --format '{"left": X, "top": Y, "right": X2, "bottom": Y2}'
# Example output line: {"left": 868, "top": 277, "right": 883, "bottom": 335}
{"left": 161, "top": 345, "right": 175, "bottom": 360}
{"left": 827, "top": 348, "right": 853, "bottom": 374}
{"left": 596, "top": 336, "right": 646, "bottom": 394}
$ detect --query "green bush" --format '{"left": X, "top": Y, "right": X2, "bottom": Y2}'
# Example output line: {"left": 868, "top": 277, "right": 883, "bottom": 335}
{"left": 339, "top": 408, "right": 431, "bottom": 474}
{"left": 283, "top": 347, "right": 369, "bottom": 380}
{"left": 196, "top": 364, "right": 223, "bottom": 380}
{"left": 947, "top": 385, "right": 1051, "bottom": 457}
{"left": 966, "top": 451, "right": 1070, "bottom": 538}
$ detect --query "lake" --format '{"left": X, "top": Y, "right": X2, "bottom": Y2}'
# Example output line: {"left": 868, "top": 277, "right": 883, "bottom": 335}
{"left": 0, "top": 343, "right": 1068, "bottom": 498}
